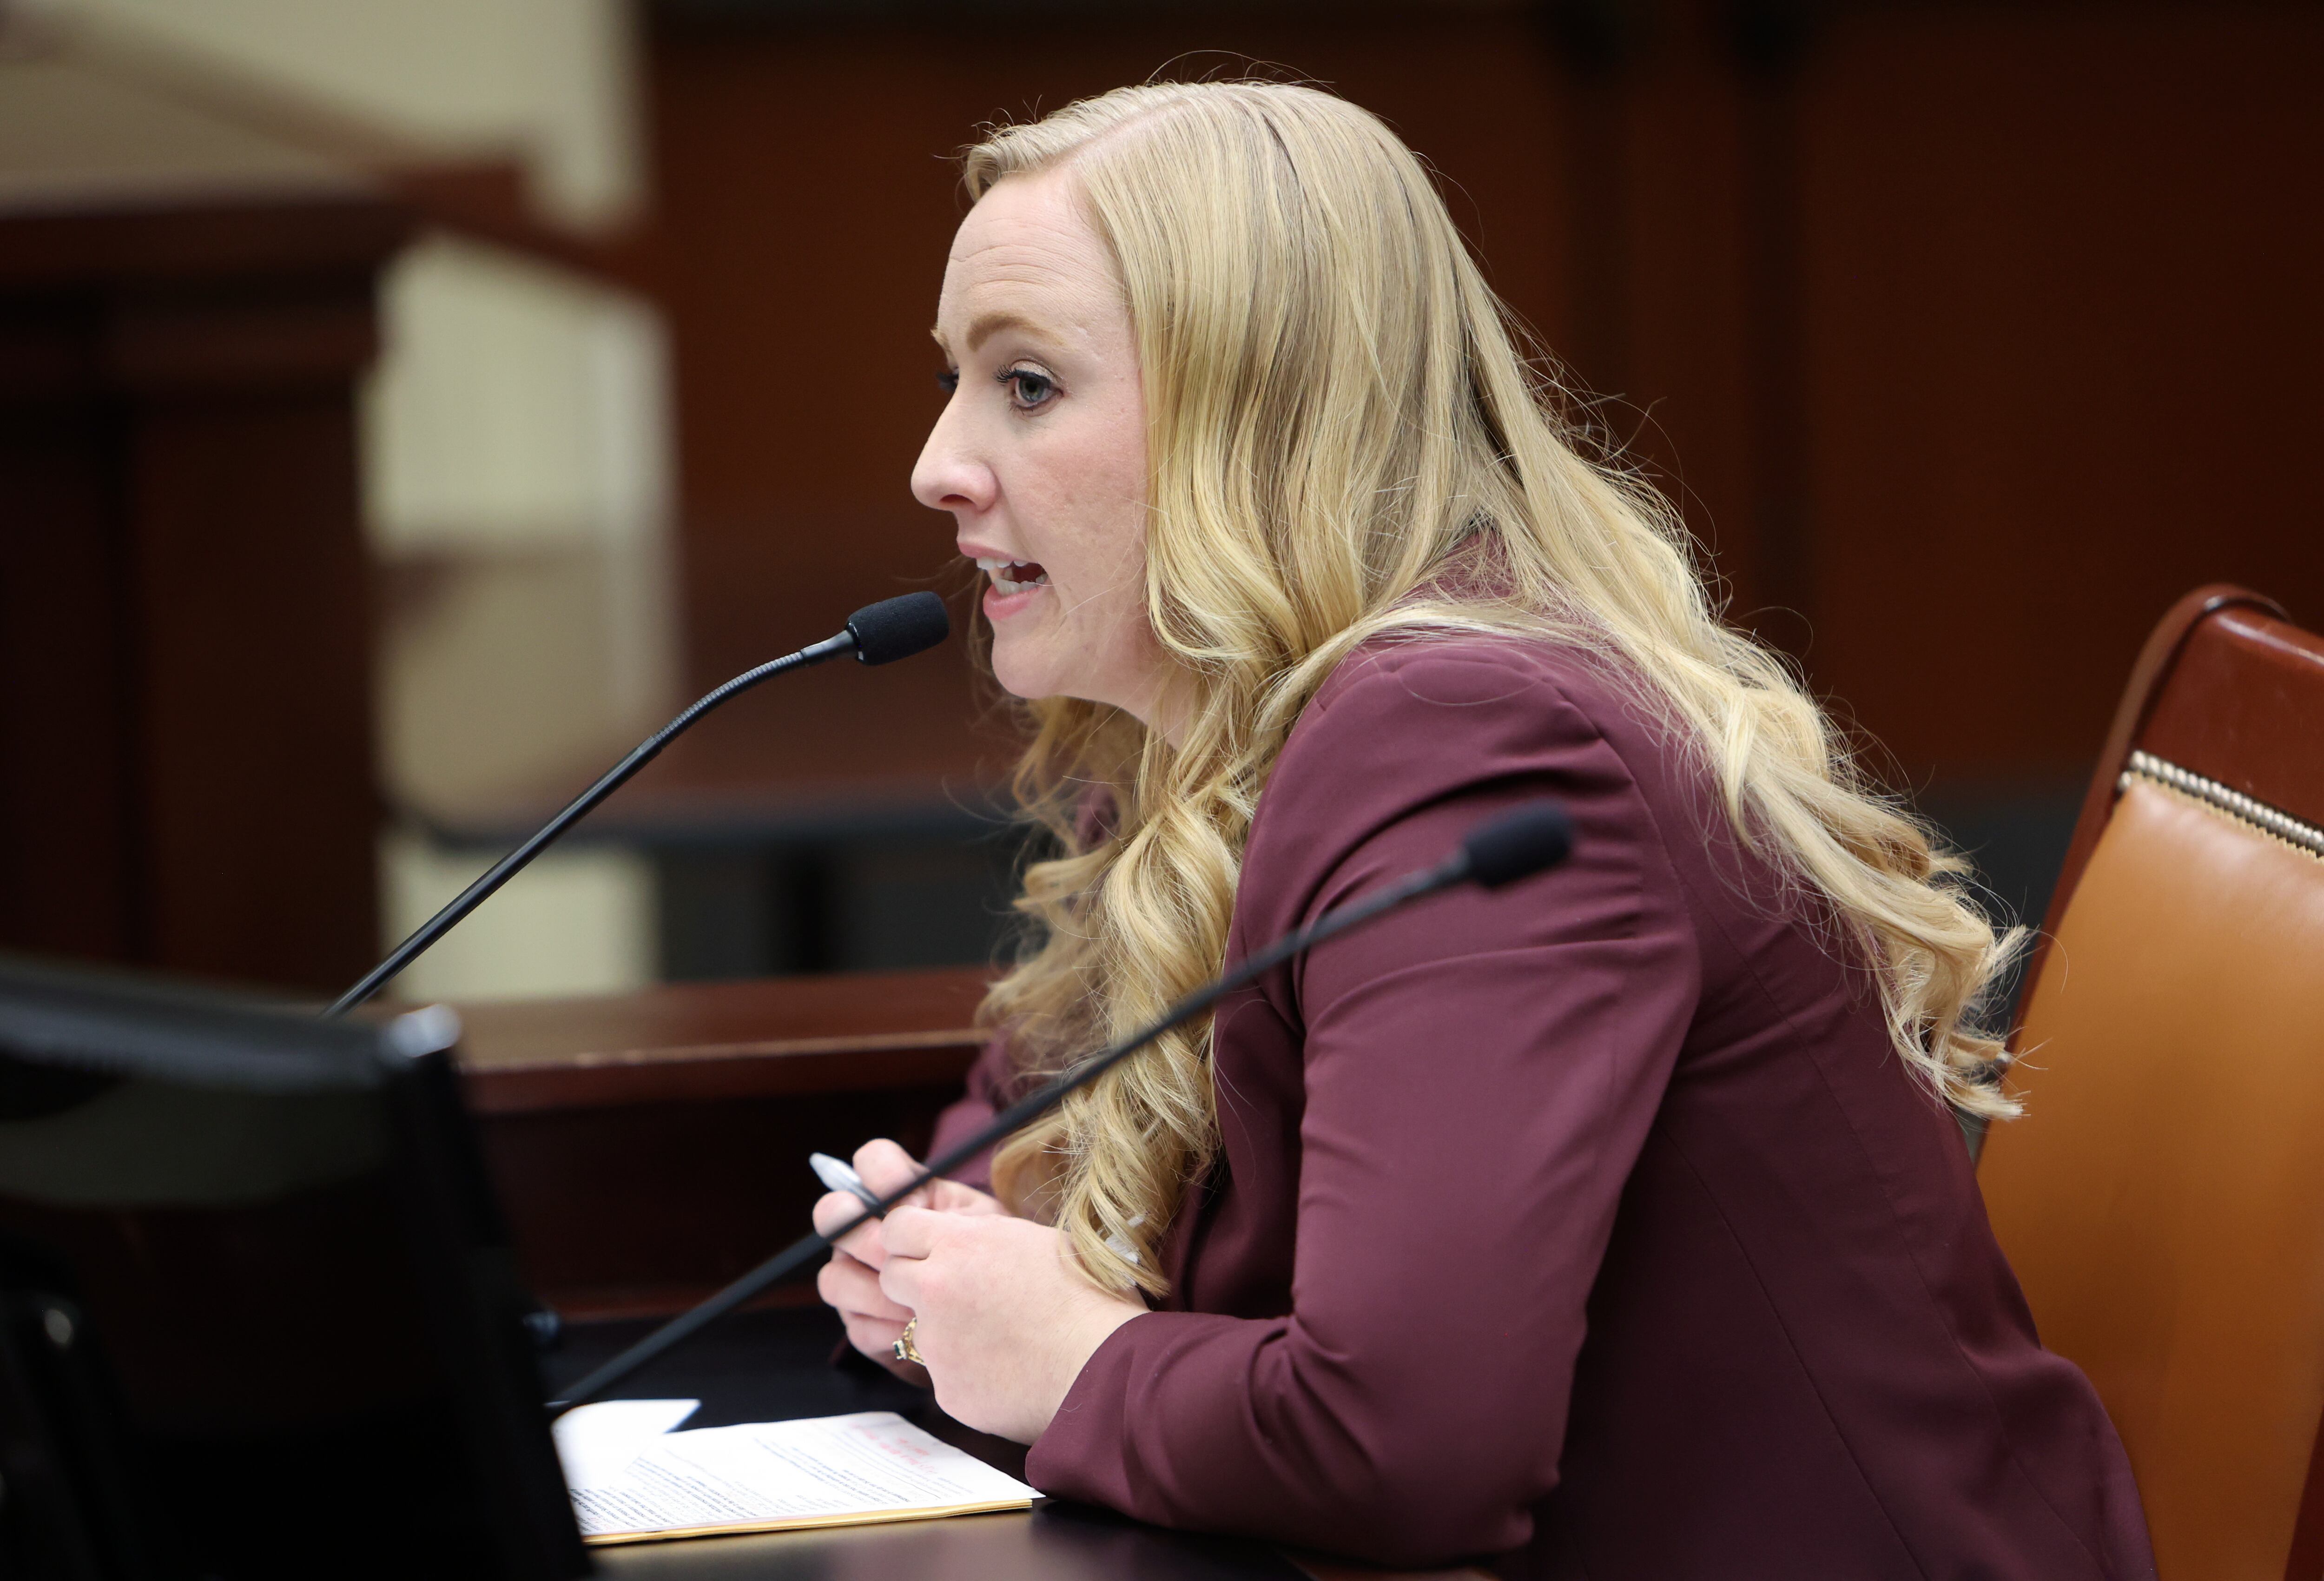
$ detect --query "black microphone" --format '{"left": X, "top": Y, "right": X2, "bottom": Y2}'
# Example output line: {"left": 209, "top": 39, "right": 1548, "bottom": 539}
{"left": 327, "top": 592, "right": 951, "bottom": 1019}
{"left": 545, "top": 797, "right": 1573, "bottom": 1414}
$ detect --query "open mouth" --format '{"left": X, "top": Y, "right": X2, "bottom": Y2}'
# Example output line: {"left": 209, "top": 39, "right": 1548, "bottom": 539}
{"left": 975, "top": 557, "right": 1050, "bottom": 595}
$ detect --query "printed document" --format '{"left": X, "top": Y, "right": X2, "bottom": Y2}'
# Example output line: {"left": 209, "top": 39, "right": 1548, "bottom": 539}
{"left": 553, "top": 1401, "right": 1037, "bottom": 1544}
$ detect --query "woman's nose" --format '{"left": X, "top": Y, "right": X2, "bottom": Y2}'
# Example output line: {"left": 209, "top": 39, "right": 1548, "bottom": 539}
{"left": 911, "top": 402, "right": 995, "bottom": 516}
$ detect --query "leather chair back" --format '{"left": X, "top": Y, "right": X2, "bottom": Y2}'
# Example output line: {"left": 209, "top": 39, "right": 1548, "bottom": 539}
{"left": 1978, "top": 587, "right": 2324, "bottom": 1581}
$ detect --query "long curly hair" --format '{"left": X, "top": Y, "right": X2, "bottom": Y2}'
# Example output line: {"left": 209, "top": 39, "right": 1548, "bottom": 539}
{"left": 964, "top": 80, "right": 2018, "bottom": 1297}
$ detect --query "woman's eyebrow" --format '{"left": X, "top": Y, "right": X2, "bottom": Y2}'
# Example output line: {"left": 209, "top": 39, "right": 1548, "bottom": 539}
{"left": 930, "top": 311, "right": 1053, "bottom": 363}
{"left": 930, "top": 311, "right": 1041, "bottom": 357}
{"left": 966, "top": 311, "right": 1035, "bottom": 351}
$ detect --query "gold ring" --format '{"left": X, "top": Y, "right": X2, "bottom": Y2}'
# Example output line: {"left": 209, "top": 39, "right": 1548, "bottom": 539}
{"left": 892, "top": 1316, "right": 924, "bottom": 1366}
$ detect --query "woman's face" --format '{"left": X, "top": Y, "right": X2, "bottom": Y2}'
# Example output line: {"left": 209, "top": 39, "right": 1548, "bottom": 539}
{"left": 912, "top": 170, "right": 1168, "bottom": 725}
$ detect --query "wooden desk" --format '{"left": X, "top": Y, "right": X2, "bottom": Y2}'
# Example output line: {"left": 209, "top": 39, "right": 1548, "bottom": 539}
{"left": 454, "top": 970, "right": 989, "bottom": 1320}
{"left": 473, "top": 980, "right": 1315, "bottom": 1580}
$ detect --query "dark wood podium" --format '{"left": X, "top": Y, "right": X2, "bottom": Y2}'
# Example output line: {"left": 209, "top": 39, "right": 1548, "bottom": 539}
{"left": 0, "top": 44, "right": 416, "bottom": 995}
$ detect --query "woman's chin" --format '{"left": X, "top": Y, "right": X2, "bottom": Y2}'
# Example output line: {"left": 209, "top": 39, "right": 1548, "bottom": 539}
{"left": 988, "top": 648, "right": 1063, "bottom": 705}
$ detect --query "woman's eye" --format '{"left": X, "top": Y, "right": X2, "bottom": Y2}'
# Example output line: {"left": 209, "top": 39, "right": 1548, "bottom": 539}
{"left": 936, "top": 369, "right": 959, "bottom": 395}
{"left": 998, "top": 368, "right": 1056, "bottom": 409}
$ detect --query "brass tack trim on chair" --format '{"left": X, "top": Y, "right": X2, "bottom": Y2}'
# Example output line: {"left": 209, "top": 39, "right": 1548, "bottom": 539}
{"left": 2120, "top": 750, "right": 2324, "bottom": 860}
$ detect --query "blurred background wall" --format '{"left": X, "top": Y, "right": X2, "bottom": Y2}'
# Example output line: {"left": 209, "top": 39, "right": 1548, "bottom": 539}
{"left": 3, "top": 0, "right": 2318, "bottom": 1007}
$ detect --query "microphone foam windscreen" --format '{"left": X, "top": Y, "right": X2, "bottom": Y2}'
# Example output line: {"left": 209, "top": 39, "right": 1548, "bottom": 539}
{"left": 1462, "top": 800, "right": 1574, "bottom": 889}
{"left": 846, "top": 592, "right": 952, "bottom": 665}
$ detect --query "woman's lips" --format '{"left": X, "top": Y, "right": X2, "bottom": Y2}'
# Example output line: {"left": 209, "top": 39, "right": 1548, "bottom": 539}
{"left": 982, "top": 580, "right": 1043, "bottom": 619}
{"left": 976, "top": 556, "right": 1049, "bottom": 619}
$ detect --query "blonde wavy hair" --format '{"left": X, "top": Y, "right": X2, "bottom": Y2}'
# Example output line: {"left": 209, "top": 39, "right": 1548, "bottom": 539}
{"left": 967, "top": 80, "right": 2018, "bottom": 1297}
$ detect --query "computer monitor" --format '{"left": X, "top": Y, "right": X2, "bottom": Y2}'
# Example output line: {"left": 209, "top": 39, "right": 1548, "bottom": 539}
{"left": 0, "top": 955, "right": 588, "bottom": 1580}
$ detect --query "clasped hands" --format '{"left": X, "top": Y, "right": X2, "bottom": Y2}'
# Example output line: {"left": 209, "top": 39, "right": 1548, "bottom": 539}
{"left": 812, "top": 1139, "right": 1145, "bottom": 1444}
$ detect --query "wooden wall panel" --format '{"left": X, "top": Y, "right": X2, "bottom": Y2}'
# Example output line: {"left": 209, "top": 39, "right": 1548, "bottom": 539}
{"left": 642, "top": 0, "right": 2323, "bottom": 822}
{"left": 1795, "top": 4, "right": 2324, "bottom": 781}
{"left": 646, "top": 12, "right": 1577, "bottom": 794}
{"left": 1594, "top": 13, "right": 1763, "bottom": 625}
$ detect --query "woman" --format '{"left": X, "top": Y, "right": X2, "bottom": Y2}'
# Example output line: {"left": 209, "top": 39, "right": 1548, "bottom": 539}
{"left": 813, "top": 80, "right": 2154, "bottom": 1577}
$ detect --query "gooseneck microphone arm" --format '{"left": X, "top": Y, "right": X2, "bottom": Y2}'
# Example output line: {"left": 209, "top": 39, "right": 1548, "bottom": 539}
{"left": 544, "top": 798, "right": 1573, "bottom": 1416}
{"left": 326, "top": 592, "right": 951, "bottom": 1019}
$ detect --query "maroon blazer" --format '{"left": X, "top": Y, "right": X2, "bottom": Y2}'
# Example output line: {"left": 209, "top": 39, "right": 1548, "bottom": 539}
{"left": 932, "top": 634, "right": 2154, "bottom": 1577}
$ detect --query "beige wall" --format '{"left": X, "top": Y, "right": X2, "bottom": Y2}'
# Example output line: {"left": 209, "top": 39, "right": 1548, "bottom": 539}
{"left": 366, "top": 236, "right": 673, "bottom": 1003}
{"left": 40, "top": 0, "right": 644, "bottom": 226}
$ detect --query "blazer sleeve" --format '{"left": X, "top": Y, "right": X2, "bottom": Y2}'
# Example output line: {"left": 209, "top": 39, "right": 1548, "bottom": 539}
{"left": 1023, "top": 647, "right": 1705, "bottom": 1565}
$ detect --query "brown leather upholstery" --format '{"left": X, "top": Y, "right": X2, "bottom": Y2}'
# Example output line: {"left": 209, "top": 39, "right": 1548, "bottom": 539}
{"left": 1977, "top": 587, "right": 2324, "bottom": 1581}
{"left": 2142, "top": 611, "right": 2324, "bottom": 835}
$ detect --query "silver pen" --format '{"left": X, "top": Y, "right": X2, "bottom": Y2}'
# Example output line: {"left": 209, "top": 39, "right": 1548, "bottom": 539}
{"left": 810, "top": 1152, "right": 887, "bottom": 1219}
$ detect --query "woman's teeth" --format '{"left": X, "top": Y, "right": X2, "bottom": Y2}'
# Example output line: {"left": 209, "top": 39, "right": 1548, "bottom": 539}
{"left": 975, "top": 556, "right": 1050, "bottom": 595}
